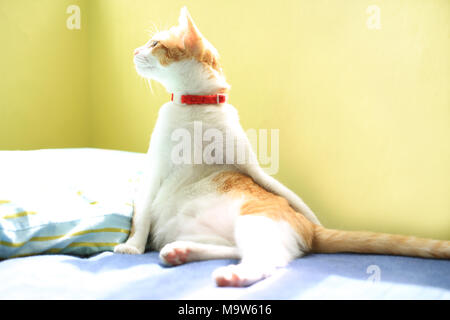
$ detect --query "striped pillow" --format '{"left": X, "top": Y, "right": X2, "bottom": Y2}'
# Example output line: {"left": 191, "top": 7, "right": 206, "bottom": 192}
{"left": 0, "top": 199, "right": 132, "bottom": 258}
{"left": 0, "top": 148, "right": 143, "bottom": 259}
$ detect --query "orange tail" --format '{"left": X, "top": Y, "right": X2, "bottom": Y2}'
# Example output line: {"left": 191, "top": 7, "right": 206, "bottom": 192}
{"left": 312, "top": 225, "right": 450, "bottom": 259}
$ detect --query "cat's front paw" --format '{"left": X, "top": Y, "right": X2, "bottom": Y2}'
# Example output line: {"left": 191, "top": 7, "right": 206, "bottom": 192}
{"left": 160, "top": 242, "right": 191, "bottom": 266}
{"left": 114, "top": 243, "right": 144, "bottom": 255}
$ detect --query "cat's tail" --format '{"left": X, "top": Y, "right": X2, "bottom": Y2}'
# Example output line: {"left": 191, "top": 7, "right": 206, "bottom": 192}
{"left": 311, "top": 225, "right": 450, "bottom": 259}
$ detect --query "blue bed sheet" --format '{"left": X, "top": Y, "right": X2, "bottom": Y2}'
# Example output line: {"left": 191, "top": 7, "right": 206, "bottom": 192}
{"left": 0, "top": 252, "right": 448, "bottom": 299}
{"left": 0, "top": 148, "right": 448, "bottom": 299}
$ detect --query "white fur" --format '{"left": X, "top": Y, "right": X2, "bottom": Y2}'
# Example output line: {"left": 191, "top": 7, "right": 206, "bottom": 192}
{"left": 115, "top": 9, "right": 321, "bottom": 286}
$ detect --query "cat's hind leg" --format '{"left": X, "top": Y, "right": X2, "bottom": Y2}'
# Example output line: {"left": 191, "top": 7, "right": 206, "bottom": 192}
{"left": 160, "top": 241, "right": 240, "bottom": 266}
{"left": 213, "top": 215, "right": 306, "bottom": 287}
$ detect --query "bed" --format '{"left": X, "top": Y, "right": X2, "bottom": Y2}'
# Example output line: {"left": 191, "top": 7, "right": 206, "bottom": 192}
{"left": 0, "top": 148, "right": 449, "bottom": 299}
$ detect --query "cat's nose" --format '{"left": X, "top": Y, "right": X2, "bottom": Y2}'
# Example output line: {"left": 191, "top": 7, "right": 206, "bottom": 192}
{"left": 134, "top": 49, "right": 140, "bottom": 56}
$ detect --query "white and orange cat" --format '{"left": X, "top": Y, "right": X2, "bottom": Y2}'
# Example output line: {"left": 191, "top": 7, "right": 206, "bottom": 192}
{"left": 115, "top": 7, "right": 449, "bottom": 287}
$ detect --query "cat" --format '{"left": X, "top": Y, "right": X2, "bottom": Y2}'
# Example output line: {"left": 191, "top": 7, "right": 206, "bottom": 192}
{"left": 114, "top": 7, "right": 449, "bottom": 287}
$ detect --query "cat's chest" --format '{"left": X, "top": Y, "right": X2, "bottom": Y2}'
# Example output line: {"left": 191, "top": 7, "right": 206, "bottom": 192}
{"left": 147, "top": 107, "right": 235, "bottom": 205}
{"left": 147, "top": 103, "right": 237, "bottom": 177}
{"left": 144, "top": 104, "right": 245, "bottom": 248}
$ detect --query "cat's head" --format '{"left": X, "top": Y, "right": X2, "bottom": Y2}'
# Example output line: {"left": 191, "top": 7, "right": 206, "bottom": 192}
{"left": 134, "top": 7, "right": 230, "bottom": 95}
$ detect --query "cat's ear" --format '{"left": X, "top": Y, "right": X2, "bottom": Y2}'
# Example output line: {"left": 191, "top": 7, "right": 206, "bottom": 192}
{"left": 178, "top": 7, "right": 203, "bottom": 54}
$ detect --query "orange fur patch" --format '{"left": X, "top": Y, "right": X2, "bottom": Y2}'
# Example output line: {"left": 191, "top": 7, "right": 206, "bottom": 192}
{"left": 151, "top": 38, "right": 222, "bottom": 73}
{"left": 214, "top": 171, "right": 314, "bottom": 249}
{"left": 213, "top": 171, "right": 450, "bottom": 259}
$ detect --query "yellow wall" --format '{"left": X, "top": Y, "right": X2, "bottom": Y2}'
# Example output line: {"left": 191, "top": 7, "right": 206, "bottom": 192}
{"left": 1, "top": 0, "right": 449, "bottom": 239}
{"left": 0, "top": 0, "right": 89, "bottom": 149}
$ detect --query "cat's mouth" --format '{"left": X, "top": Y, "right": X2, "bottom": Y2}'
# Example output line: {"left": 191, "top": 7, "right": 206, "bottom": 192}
{"left": 134, "top": 55, "right": 155, "bottom": 69}
{"left": 136, "top": 64, "right": 155, "bottom": 70}
{"left": 135, "top": 62, "right": 156, "bottom": 78}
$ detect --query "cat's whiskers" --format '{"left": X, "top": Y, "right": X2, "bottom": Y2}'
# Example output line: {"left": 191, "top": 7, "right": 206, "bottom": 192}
{"left": 146, "top": 79, "right": 154, "bottom": 94}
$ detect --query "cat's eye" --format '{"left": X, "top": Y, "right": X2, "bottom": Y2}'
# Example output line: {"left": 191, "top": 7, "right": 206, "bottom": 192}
{"left": 149, "top": 40, "right": 159, "bottom": 48}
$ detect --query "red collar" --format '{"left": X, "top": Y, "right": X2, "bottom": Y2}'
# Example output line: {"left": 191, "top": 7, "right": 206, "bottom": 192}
{"left": 171, "top": 93, "right": 227, "bottom": 105}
